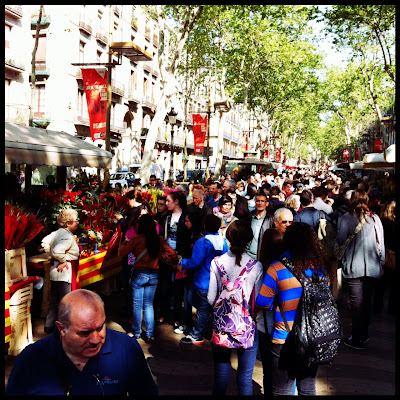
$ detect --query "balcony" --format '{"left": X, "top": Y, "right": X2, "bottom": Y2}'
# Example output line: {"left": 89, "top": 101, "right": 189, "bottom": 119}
{"left": 127, "top": 88, "right": 141, "bottom": 103}
{"left": 113, "top": 5, "right": 120, "bottom": 17}
{"left": 111, "top": 79, "right": 125, "bottom": 96}
{"left": 79, "top": 19, "right": 93, "bottom": 35}
{"left": 31, "top": 14, "right": 51, "bottom": 27}
{"left": 143, "top": 62, "right": 152, "bottom": 74}
{"left": 5, "top": 5, "right": 23, "bottom": 19}
{"left": 151, "top": 67, "right": 159, "bottom": 78}
{"left": 142, "top": 95, "right": 156, "bottom": 111}
{"left": 145, "top": 27, "right": 151, "bottom": 42}
{"left": 5, "top": 56, "right": 25, "bottom": 72}
{"left": 153, "top": 34, "right": 159, "bottom": 47}
{"left": 30, "top": 61, "right": 50, "bottom": 77}
{"left": 131, "top": 16, "right": 138, "bottom": 31}
{"left": 96, "top": 29, "right": 108, "bottom": 45}
{"left": 76, "top": 113, "right": 90, "bottom": 126}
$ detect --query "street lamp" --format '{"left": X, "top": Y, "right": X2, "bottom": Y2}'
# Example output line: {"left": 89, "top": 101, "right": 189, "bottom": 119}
{"left": 167, "top": 107, "right": 178, "bottom": 181}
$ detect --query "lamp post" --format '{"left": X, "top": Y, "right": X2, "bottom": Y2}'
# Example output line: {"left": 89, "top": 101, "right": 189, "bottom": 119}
{"left": 167, "top": 107, "right": 178, "bottom": 181}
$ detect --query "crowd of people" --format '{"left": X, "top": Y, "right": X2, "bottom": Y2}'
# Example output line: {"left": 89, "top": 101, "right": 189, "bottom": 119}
{"left": 6, "top": 166, "right": 395, "bottom": 396}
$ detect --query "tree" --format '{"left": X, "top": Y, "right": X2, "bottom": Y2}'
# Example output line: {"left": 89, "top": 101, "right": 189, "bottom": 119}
{"left": 321, "top": 5, "right": 395, "bottom": 82}
{"left": 139, "top": 5, "right": 204, "bottom": 181}
{"left": 29, "top": 5, "right": 43, "bottom": 128}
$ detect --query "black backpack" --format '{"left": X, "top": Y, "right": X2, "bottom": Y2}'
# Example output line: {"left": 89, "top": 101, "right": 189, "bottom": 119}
{"left": 278, "top": 255, "right": 342, "bottom": 366}
{"left": 316, "top": 210, "right": 337, "bottom": 258}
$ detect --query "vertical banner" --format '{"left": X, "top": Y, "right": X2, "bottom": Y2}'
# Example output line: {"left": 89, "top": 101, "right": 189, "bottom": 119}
{"left": 192, "top": 114, "right": 207, "bottom": 154}
{"left": 81, "top": 68, "right": 108, "bottom": 141}
{"left": 355, "top": 148, "right": 360, "bottom": 161}
{"left": 241, "top": 132, "right": 249, "bottom": 152}
{"left": 264, "top": 143, "right": 269, "bottom": 160}
{"left": 374, "top": 139, "right": 383, "bottom": 153}
{"left": 276, "top": 148, "right": 281, "bottom": 162}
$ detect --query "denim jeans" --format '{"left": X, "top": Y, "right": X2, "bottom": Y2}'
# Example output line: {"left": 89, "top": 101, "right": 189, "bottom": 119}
{"left": 183, "top": 280, "right": 194, "bottom": 330}
{"left": 190, "top": 289, "right": 211, "bottom": 340}
{"left": 130, "top": 269, "right": 158, "bottom": 338}
{"left": 270, "top": 342, "right": 318, "bottom": 395}
{"left": 345, "top": 276, "right": 377, "bottom": 342}
{"left": 212, "top": 328, "right": 259, "bottom": 395}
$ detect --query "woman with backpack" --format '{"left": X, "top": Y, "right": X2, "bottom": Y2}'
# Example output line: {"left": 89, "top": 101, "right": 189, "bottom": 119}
{"left": 256, "top": 222, "right": 337, "bottom": 395}
{"left": 120, "top": 214, "right": 178, "bottom": 343}
{"left": 207, "top": 220, "right": 263, "bottom": 395}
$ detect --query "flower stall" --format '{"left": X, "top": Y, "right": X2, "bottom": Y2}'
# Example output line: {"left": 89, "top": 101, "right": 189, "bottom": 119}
{"left": 5, "top": 204, "right": 44, "bottom": 354}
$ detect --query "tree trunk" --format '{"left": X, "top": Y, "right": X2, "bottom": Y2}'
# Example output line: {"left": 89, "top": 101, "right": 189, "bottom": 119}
{"left": 29, "top": 5, "right": 43, "bottom": 127}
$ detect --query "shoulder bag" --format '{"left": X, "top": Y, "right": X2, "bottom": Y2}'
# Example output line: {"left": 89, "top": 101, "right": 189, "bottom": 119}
{"left": 334, "top": 217, "right": 366, "bottom": 261}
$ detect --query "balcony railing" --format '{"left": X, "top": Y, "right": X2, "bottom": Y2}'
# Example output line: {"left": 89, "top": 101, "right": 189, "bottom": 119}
{"left": 79, "top": 19, "right": 93, "bottom": 35}
{"left": 131, "top": 16, "right": 138, "bottom": 31}
{"left": 143, "top": 62, "right": 152, "bottom": 73}
{"left": 5, "top": 56, "right": 25, "bottom": 72}
{"left": 145, "top": 27, "right": 151, "bottom": 41}
{"left": 113, "top": 5, "right": 120, "bottom": 17}
{"left": 127, "top": 88, "right": 140, "bottom": 103}
{"left": 31, "top": 14, "right": 51, "bottom": 26}
{"left": 5, "top": 5, "right": 23, "bottom": 18}
{"left": 111, "top": 79, "right": 125, "bottom": 96}
{"left": 153, "top": 34, "right": 159, "bottom": 47}
{"left": 76, "top": 113, "right": 90, "bottom": 126}
{"left": 142, "top": 95, "right": 156, "bottom": 110}
{"left": 96, "top": 30, "right": 108, "bottom": 45}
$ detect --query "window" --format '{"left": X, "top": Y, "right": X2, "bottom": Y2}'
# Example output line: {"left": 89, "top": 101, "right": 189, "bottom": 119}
{"left": 97, "top": 50, "right": 102, "bottom": 63}
{"left": 77, "top": 89, "right": 88, "bottom": 119}
{"left": 5, "top": 24, "right": 12, "bottom": 50}
{"left": 79, "top": 41, "right": 85, "bottom": 63}
{"left": 34, "top": 86, "right": 46, "bottom": 116}
{"left": 5, "top": 79, "right": 11, "bottom": 120}
{"left": 131, "top": 70, "right": 136, "bottom": 90}
{"left": 143, "top": 78, "right": 148, "bottom": 97}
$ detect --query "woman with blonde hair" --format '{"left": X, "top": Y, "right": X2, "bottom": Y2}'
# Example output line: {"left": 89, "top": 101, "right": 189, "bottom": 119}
{"left": 285, "top": 194, "right": 301, "bottom": 216}
{"left": 41, "top": 208, "right": 80, "bottom": 334}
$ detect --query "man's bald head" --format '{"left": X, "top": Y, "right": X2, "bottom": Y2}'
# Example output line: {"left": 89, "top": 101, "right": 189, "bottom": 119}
{"left": 57, "top": 289, "right": 104, "bottom": 332}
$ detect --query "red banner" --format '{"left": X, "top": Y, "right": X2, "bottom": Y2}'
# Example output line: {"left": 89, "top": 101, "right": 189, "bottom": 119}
{"left": 355, "top": 148, "right": 360, "bottom": 161}
{"left": 192, "top": 114, "right": 207, "bottom": 153}
{"left": 343, "top": 149, "right": 350, "bottom": 162}
{"left": 82, "top": 68, "right": 108, "bottom": 141}
{"left": 241, "top": 132, "right": 249, "bottom": 152}
{"left": 264, "top": 143, "right": 269, "bottom": 160}
{"left": 276, "top": 148, "right": 281, "bottom": 162}
{"left": 374, "top": 139, "right": 383, "bottom": 153}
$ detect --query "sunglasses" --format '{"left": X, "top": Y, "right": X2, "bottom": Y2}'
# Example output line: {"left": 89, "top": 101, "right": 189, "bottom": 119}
{"left": 280, "top": 220, "right": 293, "bottom": 225}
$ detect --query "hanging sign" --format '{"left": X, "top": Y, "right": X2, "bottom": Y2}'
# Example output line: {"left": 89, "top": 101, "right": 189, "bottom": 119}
{"left": 343, "top": 149, "right": 350, "bottom": 162}
{"left": 276, "top": 148, "right": 281, "bottom": 162}
{"left": 374, "top": 139, "right": 383, "bottom": 153}
{"left": 355, "top": 148, "right": 360, "bottom": 161}
{"left": 81, "top": 68, "right": 108, "bottom": 141}
{"left": 192, "top": 114, "right": 207, "bottom": 153}
{"left": 264, "top": 143, "right": 269, "bottom": 160}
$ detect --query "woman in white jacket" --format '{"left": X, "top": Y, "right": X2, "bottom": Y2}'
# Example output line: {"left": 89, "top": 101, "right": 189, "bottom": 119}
{"left": 41, "top": 208, "right": 80, "bottom": 334}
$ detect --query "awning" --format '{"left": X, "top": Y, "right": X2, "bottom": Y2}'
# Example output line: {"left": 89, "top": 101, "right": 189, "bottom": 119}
{"left": 5, "top": 123, "right": 112, "bottom": 168}
{"left": 362, "top": 145, "right": 395, "bottom": 170}
{"left": 238, "top": 157, "right": 272, "bottom": 168}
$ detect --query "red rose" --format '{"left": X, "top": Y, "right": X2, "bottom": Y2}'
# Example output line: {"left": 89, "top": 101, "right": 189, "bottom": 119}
{"left": 81, "top": 196, "right": 86, "bottom": 201}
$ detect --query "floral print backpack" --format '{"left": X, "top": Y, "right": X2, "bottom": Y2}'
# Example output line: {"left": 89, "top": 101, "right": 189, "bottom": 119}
{"left": 211, "top": 258, "right": 257, "bottom": 349}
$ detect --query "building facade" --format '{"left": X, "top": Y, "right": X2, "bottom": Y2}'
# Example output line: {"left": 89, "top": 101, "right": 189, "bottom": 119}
{"left": 5, "top": 5, "right": 247, "bottom": 181}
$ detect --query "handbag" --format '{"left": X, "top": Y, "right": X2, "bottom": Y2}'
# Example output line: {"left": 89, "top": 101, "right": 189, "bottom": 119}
{"left": 385, "top": 248, "right": 395, "bottom": 270}
{"left": 334, "top": 217, "right": 366, "bottom": 261}
{"left": 128, "top": 248, "right": 148, "bottom": 284}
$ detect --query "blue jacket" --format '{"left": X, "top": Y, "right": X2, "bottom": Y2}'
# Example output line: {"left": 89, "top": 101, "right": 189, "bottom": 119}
{"left": 5, "top": 327, "right": 158, "bottom": 396}
{"left": 293, "top": 206, "right": 321, "bottom": 229}
{"left": 181, "top": 232, "right": 229, "bottom": 292}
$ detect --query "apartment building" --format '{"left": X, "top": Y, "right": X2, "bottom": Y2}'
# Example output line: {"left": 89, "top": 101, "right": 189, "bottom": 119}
{"left": 5, "top": 5, "right": 245, "bottom": 179}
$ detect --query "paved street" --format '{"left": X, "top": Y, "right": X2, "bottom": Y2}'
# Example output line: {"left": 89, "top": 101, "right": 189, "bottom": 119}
{"left": 5, "top": 286, "right": 396, "bottom": 395}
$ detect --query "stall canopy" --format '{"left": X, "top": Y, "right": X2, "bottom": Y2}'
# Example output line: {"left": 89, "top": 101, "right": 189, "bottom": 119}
{"left": 362, "top": 144, "right": 395, "bottom": 171}
{"left": 5, "top": 123, "right": 112, "bottom": 168}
